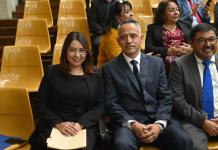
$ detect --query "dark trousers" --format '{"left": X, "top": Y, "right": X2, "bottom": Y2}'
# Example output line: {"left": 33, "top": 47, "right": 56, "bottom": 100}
{"left": 91, "top": 35, "right": 101, "bottom": 65}
{"left": 111, "top": 119, "right": 193, "bottom": 150}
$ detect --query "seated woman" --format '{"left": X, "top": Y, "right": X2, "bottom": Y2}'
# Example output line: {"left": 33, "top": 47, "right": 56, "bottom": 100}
{"left": 145, "top": 0, "right": 193, "bottom": 71}
{"left": 29, "top": 32, "right": 104, "bottom": 150}
{"left": 97, "top": 1, "right": 133, "bottom": 67}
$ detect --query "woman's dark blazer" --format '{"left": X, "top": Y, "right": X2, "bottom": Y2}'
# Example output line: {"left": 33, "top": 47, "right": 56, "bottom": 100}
{"left": 29, "top": 65, "right": 104, "bottom": 147}
{"left": 145, "top": 21, "right": 191, "bottom": 59}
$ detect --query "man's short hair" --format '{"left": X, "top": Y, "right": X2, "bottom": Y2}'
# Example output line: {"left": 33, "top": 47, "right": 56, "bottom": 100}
{"left": 119, "top": 18, "right": 139, "bottom": 27}
{"left": 118, "top": 18, "right": 141, "bottom": 32}
{"left": 190, "top": 23, "right": 217, "bottom": 41}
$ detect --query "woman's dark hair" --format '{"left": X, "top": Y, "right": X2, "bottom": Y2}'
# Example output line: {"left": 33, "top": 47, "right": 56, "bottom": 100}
{"left": 114, "top": 1, "right": 132, "bottom": 16}
{"left": 60, "top": 31, "right": 94, "bottom": 74}
{"left": 103, "top": 1, "right": 132, "bottom": 34}
{"left": 154, "top": 0, "right": 179, "bottom": 24}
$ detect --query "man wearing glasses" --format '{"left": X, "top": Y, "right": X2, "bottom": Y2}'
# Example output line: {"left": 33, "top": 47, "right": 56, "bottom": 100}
{"left": 169, "top": 23, "right": 218, "bottom": 150}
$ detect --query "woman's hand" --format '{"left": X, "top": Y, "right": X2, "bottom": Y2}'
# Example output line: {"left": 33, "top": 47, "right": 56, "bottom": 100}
{"left": 55, "top": 122, "right": 78, "bottom": 136}
{"left": 73, "top": 122, "right": 83, "bottom": 133}
{"left": 168, "top": 46, "right": 179, "bottom": 56}
{"left": 192, "top": 2, "right": 201, "bottom": 15}
{"left": 177, "top": 43, "right": 193, "bottom": 56}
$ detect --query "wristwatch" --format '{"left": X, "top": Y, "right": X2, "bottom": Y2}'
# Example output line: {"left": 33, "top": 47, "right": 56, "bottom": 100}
{"left": 155, "top": 123, "right": 165, "bottom": 131}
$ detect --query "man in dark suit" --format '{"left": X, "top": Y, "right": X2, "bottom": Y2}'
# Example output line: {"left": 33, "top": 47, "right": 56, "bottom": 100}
{"left": 103, "top": 19, "right": 192, "bottom": 150}
{"left": 169, "top": 23, "right": 218, "bottom": 150}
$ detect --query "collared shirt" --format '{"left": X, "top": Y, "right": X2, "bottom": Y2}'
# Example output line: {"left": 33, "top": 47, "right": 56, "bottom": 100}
{"left": 123, "top": 52, "right": 141, "bottom": 73}
{"left": 122, "top": 52, "right": 167, "bottom": 128}
{"left": 195, "top": 55, "right": 218, "bottom": 117}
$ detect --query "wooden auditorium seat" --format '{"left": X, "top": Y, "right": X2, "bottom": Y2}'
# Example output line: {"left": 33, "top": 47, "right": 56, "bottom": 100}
{"left": 136, "top": 15, "right": 154, "bottom": 49}
{"left": 58, "top": 0, "right": 87, "bottom": 25}
{"left": 0, "top": 46, "right": 44, "bottom": 92}
{"left": 15, "top": 19, "right": 51, "bottom": 53}
{"left": 128, "top": 0, "right": 153, "bottom": 17}
{"left": 52, "top": 44, "right": 62, "bottom": 64}
{"left": 24, "top": 0, "right": 53, "bottom": 28}
{"left": 0, "top": 87, "right": 34, "bottom": 149}
{"left": 56, "top": 18, "right": 91, "bottom": 46}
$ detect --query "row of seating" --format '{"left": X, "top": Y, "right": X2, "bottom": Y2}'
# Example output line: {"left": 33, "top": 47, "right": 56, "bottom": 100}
{"left": 23, "top": 0, "right": 87, "bottom": 28}
{"left": 0, "top": 46, "right": 43, "bottom": 92}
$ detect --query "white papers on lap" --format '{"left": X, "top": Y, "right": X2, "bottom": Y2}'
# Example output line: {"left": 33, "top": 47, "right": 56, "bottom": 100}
{"left": 46, "top": 128, "right": 86, "bottom": 150}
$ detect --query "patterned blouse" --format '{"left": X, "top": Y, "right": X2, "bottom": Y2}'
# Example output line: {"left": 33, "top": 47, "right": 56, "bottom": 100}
{"left": 163, "top": 27, "right": 185, "bottom": 48}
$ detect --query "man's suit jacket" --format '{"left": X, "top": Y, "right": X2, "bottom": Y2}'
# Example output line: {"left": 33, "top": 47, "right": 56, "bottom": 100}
{"left": 145, "top": 21, "right": 191, "bottom": 59}
{"left": 169, "top": 53, "right": 218, "bottom": 128}
{"left": 103, "top": 53, "right": 172, "bottom": 125}
{"left": 176, "top": 0, "right": 210, "bottom": 24}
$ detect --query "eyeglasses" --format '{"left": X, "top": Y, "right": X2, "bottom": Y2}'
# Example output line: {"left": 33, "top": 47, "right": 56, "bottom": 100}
{"left": 68, "top": 48, "right": 87, "bottom": 56}
{"left": 194, "top": 37, "right": 217, "bottom": 45}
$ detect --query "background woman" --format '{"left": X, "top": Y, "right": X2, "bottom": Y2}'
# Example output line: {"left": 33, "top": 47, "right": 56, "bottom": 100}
{"left": 97, "top": 1, "right": 133, "bottom": 67}
{"left": 29, "top": 32, "right": 104, "bottom": 150}
{"left": 145, "top": 0, "right": 193, "bottom": 72}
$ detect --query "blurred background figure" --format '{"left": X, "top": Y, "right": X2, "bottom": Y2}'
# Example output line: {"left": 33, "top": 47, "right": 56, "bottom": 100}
{"left": 97, "top": 1, "right": 134, "bottom": 67}
{"left": 176, "top": 0, "right": 211, "bottom": 27}
{"left": 87, "top": 0, "right": 118, "bottom": 65}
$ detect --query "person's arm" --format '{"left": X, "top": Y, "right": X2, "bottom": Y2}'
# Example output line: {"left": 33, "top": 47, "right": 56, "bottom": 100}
{"left": 36, "top": 66, "right": 63, "bottom": 126}
{"left": 145, "top": 25, "right": 168, "bottom": 58}
{"left": 198, "top": 3, "right": 211, "bottom": 23}
{"left": 155, "top": 59, "right": 172, "bottom": 121}
{"left": 169, "top": 60, "right": 207, "bottom": 127}
{"left": 77, "top": 72, "right": 105, "bottom": 128}
{"left": 103, "top": 65, "right": 135, "bottom": 125}
{"left": 176, "top": 0, "right": 193, "bottom": 23}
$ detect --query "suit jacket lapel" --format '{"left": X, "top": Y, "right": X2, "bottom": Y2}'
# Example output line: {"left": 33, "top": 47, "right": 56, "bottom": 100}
{"left": 118, "top": 54, "right": 141, "bottom": 92}
{"left": 84, "top": 75, "right": 94, "bottom": 108}
{"left": 140, "top": 54, "right": 149, "bottom": 90}
{"left": 189, "top": 53, "right": 202, "bottom": 104}
{"left": 215, "top": 54, "right": 218, "bottom": 71}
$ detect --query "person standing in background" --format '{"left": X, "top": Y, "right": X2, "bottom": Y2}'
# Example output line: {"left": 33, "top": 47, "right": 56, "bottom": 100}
{"left": 176, "top": 0, "right": 210, "bottom": 27}
{"left": 87, "top": 0, "right": 117, "bottom": 65}
{"left": 97, "top": 1, "right": 134, "bottom": 67}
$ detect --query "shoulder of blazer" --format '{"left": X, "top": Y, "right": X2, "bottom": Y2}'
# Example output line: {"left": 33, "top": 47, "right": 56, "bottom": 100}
{"left": 141, "top": 53, "right": 163, "bottom": 65}
{"left": 147, "top": 23, "right": 164, "bottom": 44}
{"left": 177, "top": 21, "right": 191, "bottom": 41}
{"left": 46, "top": 64, "right": 60, "bottom": 77}
{"left": 174, "top": 53, "right": 194, "bottom": 66}
{"left": 215, "top": 54, "right": 218, "bottom": 59}
{"left": 215, "top": 54, "right": 218, "bottom": 67}
{"left": 148, "top": 23, "right": 163, "bottom": 31}
{"left": 177, "top": 20, "right": 191, "bottom": 29}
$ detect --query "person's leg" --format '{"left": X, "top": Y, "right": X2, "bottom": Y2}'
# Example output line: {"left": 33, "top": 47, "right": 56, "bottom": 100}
{"left": 155, "top": 119, "right": 193, "bottom": 150}
{"left": 111, "top": 125, "right": 140, "bottom": 150}
{"left": 91, "top": 35, "right": 101, "bottom": 65}
{"left": 182, "top": 122, "right": 208, "bottom": 150}
{"left": 86, "top": 126, "right": 97, "bottom": 150}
